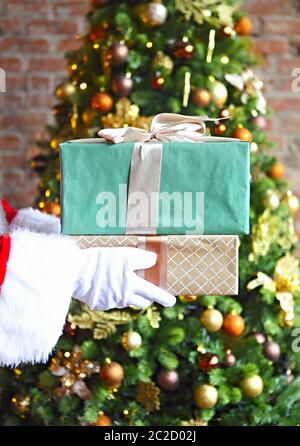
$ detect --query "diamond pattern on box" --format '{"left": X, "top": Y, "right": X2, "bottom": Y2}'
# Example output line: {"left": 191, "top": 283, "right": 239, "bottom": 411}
{"left": 73, "top": 235, "right": 238, "bottom": 296}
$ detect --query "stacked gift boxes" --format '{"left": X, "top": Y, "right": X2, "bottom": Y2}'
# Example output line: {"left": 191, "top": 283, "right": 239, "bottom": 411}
{"left": 59, "top": 115, "right": 250, "bottom": 296}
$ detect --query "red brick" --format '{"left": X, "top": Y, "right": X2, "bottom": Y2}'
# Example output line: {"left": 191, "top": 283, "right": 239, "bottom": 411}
{"left": 0, "top": 57, "right": 22, "bottom": 71}
{"left": 263, "top": 18, "right": 300, "bottom": 35}
{"left": 243, "top": 0, "right": 286, "bottom": 15}
{"left": 6, "top": 74, "right": 27, "bottom": 90}
{"left": 268, "top": 97, "right": 300, "bottom": 112}
{"left": 2, "top": 154, "right": 25, "bottom": 168}
{"left": 5, "top": 0, "right": 49, "bottom": 14}
{"left": 28, "top": 94, "right": 53, "bottom": 108}
{"left": 3, "top": 94, "right": 24, "bottom": 108}
{"left": 57, "top": 38, "right": 82, "bottom": 52}
{"left": 27, "top": 19, "right": 78, "bottom": 35}
{"left": 271, "top": 115, "right": 300, "bottom": 133}
{"left": 0, "top": 18, "right": 22, "bottom": 33}
{"left": 21, "top": 39, "right": 50, "bottom": 53}
{"left": 28, "top": 57, "right": 66, "bottom": 72}
{"left": 253, "top": 38, "right": 289, "bottom": 54}
{"left": 0, "top": 135, "right": 22, "bottom": 150}
{"left": 28, "top": 75, "right": 51, "bottom": 91}
{"left": 278, "top": 57, "right": 300, "bottom": 73}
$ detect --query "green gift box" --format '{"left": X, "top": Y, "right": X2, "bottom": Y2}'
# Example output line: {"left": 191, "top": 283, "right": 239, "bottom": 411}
{"left": 59, "top": 138, "right": 250, "bottom": 236}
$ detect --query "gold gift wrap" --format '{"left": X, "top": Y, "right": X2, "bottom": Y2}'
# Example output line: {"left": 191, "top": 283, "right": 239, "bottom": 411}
{"left": 73, "top": 235, "right": 239, "bottom": 296}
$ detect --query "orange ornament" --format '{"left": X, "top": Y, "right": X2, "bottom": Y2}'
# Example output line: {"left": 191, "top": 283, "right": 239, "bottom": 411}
{"left": 214, "top": 123, "right": 227, "bottom": 136}
{"left": 93, "top": 414, "right": 112, "bottom": 426}
{"left": 234, "top": 17, "right": 252, "bottom": 36}
{"left": 91, "top": 92, "right": 113, "bottom": 113}
{"left": 267, "top": 162, "right": 284, "bottom": 179}
{"left": 223, "top": 313, "right": 245, "bottom": 337}
{"left": 232, "top": 127, "right": 252, "bottom": 141}
{"left": 100, "top": 362, "right": 124, "bottom": 387}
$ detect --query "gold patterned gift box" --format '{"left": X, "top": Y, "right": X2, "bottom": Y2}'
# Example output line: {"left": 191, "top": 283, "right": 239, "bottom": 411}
{"left": 73, "top": 235, "right": 239, "bottom": 296}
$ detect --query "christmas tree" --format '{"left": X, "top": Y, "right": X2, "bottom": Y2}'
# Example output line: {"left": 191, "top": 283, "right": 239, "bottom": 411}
{"left": 2, "top": 0, "right": 300, "bottom": 426}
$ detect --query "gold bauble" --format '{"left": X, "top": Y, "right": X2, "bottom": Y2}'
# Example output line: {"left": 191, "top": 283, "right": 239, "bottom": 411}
{"left": 284, "top": 191, "right": 299, "bottom": 215}
{"left": 55, "top": 82, "right": 76, "bottom": 99}
{"left": 82, "top": 108, "right": 98, "bottom": 127}
{"left": 200, "top": 308, "right": 223, "bottom": 332}
{"left": 240, "top": 374, "right": 264, "bottom": 398}
{"left": 121, "top": 331, "right": 142, "bottom": 351}
{"left": 179, "top": 295, "right": 198, "bottom": 303}
{"left": 209, "top": 80, "right": 228, "bottom": 106}
{"left": 152, "top": 51, "right": 174, "bottom": 74}
{"left": 263, "top": 190, "right": 280, "bottom": 210}
{"left": 191, "top": 88, "right": 211, "bottom": 107}
{"left": 194, "top": 384, "right": 218, "bottom": 409}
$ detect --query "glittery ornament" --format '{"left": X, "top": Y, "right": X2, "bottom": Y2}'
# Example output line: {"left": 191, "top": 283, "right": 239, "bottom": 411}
{"left": 198, "top": 352, "right": 220, "bottom": 372}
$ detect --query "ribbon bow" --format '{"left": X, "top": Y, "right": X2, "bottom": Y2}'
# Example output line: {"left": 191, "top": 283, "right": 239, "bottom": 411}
{"left": 98, "top": 113, "right": 224, "bottom": 144}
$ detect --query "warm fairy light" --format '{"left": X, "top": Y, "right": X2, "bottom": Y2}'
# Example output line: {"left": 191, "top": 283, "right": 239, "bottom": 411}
{"left": 105, "top": 357, "right": 111, "bottom": 364}
{"left": 208, "top": 75, "right": 215, "bottom": 82}
{"left": 146, "top": 41, "right": 153, "bottom": 48}
{"left": 251, "top": 109, "right": 258, "bottom": 117}
{"left": 218, "top": 123, "right": 227, "bottom": 132}
{"left": 39, "top": 201, "right": 45, "bottom": 209}
{"left": 45, "top": 190, "right": 51, "bottom": 198}
{"left": 64, "top": 351, "right": 71, "bottom": 358}
{"left": 123, "top": 409, "right": 129, "bottom": 415}
{"left": 93, "top": 43, "right": 100, "bottom": 49}
{"left": 80, "top": 82, "right": 88, "bottom": 90}
{"left": 178, "top": 313, "right": 184, "bottom": 320}
{"left": 220, "top": 55, "right": 229, "bottom": 64}
{"left": 14, "top": 368, "right": 23, "bottom": 376}
{"left": 157, "top": 77, "right": 165, "bottom": 85}
{"left": 237, "top": 123, "right": 243, "bottom": 128}
{"left": 185, "top": 44, "right": 194, "bottom": 53}
{"left": 125, "top": 72, "right": 132, "bottom": 78}
{"left": 71, "top": 63, "right": 77, "bottom": 70}
{"left": 203, "top": 9, "right": 211, "bottom": 17}
{"left": 182, "top": 36, "right": 189, "bottom": 42}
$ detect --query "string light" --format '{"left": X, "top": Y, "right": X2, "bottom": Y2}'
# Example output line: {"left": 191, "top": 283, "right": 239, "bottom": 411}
{"left": 182, "top": 71, "right": 191, "bottom": 107}
{"left": 146, "top": 41, "right": 153, "bottom": 48}
{"left": 38, "top": 201, "right": 45, "bottom": 209}
{"left": 80, "top": 82, "right": 88, "bottom": 90}
{"left": 220, "top": 55, "right": 229, "bottom": 64}
{"left": 71, "top": 63, "right": 77, "bottom": 71}
{"left": 206, "top": 29, "right": 216, "bottom": 63}
{"left": 64, "top": 351, "right": 71, "bottom": 358}
{"left": 105, "top": 357, "right": 111, "bottom": 364}
{"left": 45, "top": 190, "right": 51, "bottom": 198}
{"left": 93, "top": 43, "right": 100, "bottom": 49}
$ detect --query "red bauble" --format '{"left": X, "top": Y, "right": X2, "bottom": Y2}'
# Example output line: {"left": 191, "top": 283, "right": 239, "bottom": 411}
{"left": 89, "top": 27, "right": 107, "bottom": 42}
{"left": 151, "top": 74, "right": 165, "bottom": 89}
{"left": 198, "top": 352, "right": 220, "bottom": 372}
{"left": 174, "top": 42, "right": 194, "bottom": 59}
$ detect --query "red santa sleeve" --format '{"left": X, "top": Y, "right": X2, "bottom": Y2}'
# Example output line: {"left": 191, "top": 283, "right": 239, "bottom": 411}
{"left": 0, "top": 229, "right": 81, "bottom": 367}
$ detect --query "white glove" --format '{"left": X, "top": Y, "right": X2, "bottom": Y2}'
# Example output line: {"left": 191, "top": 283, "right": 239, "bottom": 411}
{"left": 73, "top": 247, "right": 176, "bottom": 310}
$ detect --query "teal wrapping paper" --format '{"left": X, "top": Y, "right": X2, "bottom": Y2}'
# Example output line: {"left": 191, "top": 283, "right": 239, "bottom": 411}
{"left": 59, "top": 139, "right": 250, "bottom": 235}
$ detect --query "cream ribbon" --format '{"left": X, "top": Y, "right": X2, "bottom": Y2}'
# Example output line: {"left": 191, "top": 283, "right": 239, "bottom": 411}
{"left": 98, "top": 113, "right": 228, "bottom": 144}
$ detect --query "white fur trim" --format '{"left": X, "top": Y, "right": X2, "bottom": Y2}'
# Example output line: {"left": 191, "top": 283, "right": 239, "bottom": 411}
{"left": 10, "top": 208, "right": 61, "bottom": 235}
{"left": 0, "top": 202, "right": 8, "bottom": 236}
{"left": 0, "top": 229, "right": 81, "bottom": 367}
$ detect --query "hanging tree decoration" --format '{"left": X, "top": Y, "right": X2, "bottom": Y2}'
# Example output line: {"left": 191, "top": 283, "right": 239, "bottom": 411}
{"left": 206, "top": 29, "right": 216, "bottom": 63}
{"left": 225, "top": 69, "right": 267, "bottom": 114}
{"left": 102, "top": 98, "right": 153, "bottom": 130}
{"left": 247, "top": 255, "right": 300, "bottom": 327}
{"left": 175, "top": 0, "right": 237, "bottom": 27}
{"left": 182, "top": 71, "right": 191, "bottom": 107}
{"left": 136, "top": 381, "right": 161, "bottom": 412}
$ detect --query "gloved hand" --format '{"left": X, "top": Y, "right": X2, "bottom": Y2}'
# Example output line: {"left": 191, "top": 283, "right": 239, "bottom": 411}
{"left": 73, "top": 247, "right": 176, "bottom": 310}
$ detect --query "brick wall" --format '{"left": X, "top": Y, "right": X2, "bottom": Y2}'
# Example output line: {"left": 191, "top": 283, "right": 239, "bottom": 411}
{"left": 0, "top": 0, "right": 299, "bottom": 234}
